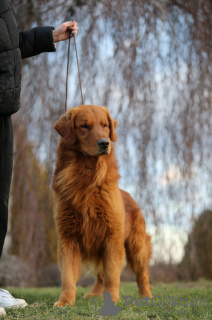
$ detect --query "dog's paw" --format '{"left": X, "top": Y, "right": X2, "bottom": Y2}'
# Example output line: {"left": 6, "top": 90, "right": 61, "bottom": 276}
{"left": 83, "top": 292, "right": 103, "bottom": 299}
{"left": 139, "top": 291, "right": 153, "bottom": 298}
{"left": 54, "top": 301, "right": 67, "bottom": 307}
{"left": 111, "top": 296, "right": 120, "bottom": 303}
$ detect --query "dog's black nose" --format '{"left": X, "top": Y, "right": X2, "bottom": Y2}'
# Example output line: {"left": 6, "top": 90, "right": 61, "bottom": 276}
{"left": 97, "top": 138, "right": 110, "bottom": 149}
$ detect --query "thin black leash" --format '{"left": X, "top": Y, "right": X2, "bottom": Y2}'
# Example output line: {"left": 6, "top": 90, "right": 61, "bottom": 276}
{"left": 65, "top": 31, "right": 84, "bottom": 113}
{"left": 74, "top": 36, "right": 84, "bottom": 106}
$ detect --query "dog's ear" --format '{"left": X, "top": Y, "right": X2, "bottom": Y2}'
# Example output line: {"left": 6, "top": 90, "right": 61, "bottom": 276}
{"left": 54, "top": 112, "right": 76, "bottom": 145}
{"left": 108, "top": 115, "right": 117, "bottom": 142}
{"left": 101, "top": 107, "right": 118, "bottom": 142}
{"left": 106, "top": 110, "right": 117, "bottom": 142}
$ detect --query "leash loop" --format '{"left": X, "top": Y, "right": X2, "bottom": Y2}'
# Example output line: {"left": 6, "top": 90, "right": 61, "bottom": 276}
{"left": 65, "top": 31, "right": 84, "bottom": 113}
{"left": 65, "top": 35, "right": 71, "bottom": 113}
{"left": 74, "top": 36, "right": 84, "bottom": 106}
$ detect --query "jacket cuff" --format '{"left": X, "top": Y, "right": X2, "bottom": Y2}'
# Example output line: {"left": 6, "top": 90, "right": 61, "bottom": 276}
{"left": 34, "top": 26, "right": 56, "bottom": 53}
{"left": 20, "top": 26, "right": 56, "bottom": 59}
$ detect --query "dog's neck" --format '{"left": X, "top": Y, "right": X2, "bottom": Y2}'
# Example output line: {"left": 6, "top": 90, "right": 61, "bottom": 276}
{"left": 53, "top": 142, "right": 120, "bottom": 195}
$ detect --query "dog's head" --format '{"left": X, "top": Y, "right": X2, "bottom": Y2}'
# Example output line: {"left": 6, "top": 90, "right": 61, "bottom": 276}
{"left": 54, "top": 105, "right": 117, "bottom": 156}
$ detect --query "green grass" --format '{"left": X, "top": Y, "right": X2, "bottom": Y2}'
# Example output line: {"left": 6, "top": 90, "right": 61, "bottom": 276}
{"left": 2, "top": 281, "right": 212, "bottom": 319}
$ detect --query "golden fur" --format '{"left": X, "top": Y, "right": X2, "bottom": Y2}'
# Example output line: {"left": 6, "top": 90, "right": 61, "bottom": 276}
{"left": 52, "top": 105, "right": 152, "bottom": 307}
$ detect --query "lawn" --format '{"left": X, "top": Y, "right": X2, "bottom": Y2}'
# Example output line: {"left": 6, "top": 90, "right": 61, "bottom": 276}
{"left": 3, "top": 280, "right": 212, "bottom": 319}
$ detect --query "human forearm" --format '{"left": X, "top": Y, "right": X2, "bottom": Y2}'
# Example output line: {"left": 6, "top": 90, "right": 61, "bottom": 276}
{"left": 19, "top": 26, "right": 56, "bottom": 59}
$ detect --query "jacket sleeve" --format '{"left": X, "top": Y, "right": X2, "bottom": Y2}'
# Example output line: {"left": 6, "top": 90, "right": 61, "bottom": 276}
{"left": 19, "top": 26, "right": 56, "bottom": 59}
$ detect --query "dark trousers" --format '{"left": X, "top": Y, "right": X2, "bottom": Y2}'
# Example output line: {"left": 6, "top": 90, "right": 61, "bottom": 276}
{"left": 0, "top": 116, "right": 13, "bottom": 257}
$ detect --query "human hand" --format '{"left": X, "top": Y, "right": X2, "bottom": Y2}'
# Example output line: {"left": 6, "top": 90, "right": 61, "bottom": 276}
{"left": 53, "top": 21, "right": 78, "bottom": 43}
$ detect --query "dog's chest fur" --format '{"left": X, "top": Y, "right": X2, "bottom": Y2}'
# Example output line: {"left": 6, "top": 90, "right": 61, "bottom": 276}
{"left": 53, "top": 149, "right": 122, "bottom": 257}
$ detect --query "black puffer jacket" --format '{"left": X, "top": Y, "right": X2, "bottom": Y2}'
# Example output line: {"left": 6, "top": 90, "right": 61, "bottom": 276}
{"left": 0, "top": 0, "right": 56, "bottom": 116}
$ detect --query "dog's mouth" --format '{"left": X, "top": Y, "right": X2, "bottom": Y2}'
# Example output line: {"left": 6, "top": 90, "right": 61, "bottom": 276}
{"left": 82, "top": 148, "right": 110, "bottom": 157}
{"left": 97, "top": 148, "right": 109, "bottom": 155}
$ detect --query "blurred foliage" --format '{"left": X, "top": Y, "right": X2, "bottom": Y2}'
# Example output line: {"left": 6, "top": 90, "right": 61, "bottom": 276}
{"left": 178, "top": 210, "right": 212, "bottom": 280}
{"left": 10, "top": 122, "right": 57, "bottom": 284}
{"left": 12, "top": 0, "right": 212, "bottom": 217}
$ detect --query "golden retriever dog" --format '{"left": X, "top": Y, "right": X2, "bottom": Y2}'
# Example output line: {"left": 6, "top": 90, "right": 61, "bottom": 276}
{"left": 52, "top": 104, "right": 152, "bottom": 307}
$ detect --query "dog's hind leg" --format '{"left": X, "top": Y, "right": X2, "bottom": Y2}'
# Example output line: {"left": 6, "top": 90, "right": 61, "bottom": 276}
{"left": 54, "top": 240, "right": 81, "bottom": 307}
{"left": 83, "top": 272, "right": 104, "bottom": 299}
{"left": 125, "top": 213, "right": 152, "bottom": 298}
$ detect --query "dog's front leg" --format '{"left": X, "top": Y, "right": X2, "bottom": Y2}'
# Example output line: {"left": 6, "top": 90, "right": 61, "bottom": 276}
{"left": 54, "top": 240, "right": 81, "bottom": 307}
{"left": 103, "top": 237, "right": 125, "bottom": 303}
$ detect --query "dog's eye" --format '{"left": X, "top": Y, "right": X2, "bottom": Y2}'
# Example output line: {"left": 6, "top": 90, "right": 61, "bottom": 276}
{"left": 103, "top": 124, "right": 108, "bottom": 128}
{"left": 81, "top": 124, "right": 89, "bottom": 129}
